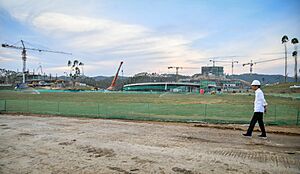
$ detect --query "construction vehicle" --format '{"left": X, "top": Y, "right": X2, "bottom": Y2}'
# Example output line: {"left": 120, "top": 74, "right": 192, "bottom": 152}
{"left": 243, "top": 57, "right": 284, "bottom": 75}
{"left": 107, "top": 61, "right": 124, "bottom": 90}
{"left": 1, "top": 40, "right": 72, "bottom": 84}
{"left": 168, "top": 66, "right": 199, "bottom": 82}
{"left": 209, "top": 59, "right": 238, "bottom": 75}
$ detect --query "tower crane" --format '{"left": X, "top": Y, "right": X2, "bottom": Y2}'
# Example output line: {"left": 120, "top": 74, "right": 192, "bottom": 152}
{"left": 207, "top": 56, "right": 239, "bottom": 67}
{"left": 168, "top": 66, "right": 199, "bottom": 82}
{"left": 1, "top": 40, "right": 72, "bottom": 83}
{"left": 242, "top": 60, "right": 254, "bottom": 75}
{"left": 209, "top": 59, "right": 239, "bottom": 75}
{"left": 242, "top": 57, "right": 284, "bottom": 75}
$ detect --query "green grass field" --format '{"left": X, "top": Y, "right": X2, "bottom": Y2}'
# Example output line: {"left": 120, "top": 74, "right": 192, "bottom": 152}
{"left": 0, "top": 91, "right": 299, "bottom": 125}
{"left": 263, "top": 82, "right": 300, "bottom": 94}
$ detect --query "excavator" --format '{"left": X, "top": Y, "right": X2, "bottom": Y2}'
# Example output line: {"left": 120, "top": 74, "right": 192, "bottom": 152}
{"left": 107, "top": 61, "right": 123, "bottom": 91}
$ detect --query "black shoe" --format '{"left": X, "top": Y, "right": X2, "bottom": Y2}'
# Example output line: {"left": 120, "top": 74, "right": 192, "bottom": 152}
{"left": 242, "top": 133, "right": 252, "bottom": 138}
{"left": 258, "top": 135, "right": 267, "bottom": 139}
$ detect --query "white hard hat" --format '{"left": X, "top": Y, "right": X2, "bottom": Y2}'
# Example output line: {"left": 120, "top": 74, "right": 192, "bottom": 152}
{"left": 251, "top": 80, "right": 261, "bottom": 86}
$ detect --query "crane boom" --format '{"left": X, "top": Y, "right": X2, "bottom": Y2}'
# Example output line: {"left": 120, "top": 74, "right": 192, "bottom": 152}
{"left": 254, "top": 57, "right": 284, "bottom": 64}
{"left": 2, "top": 44, "right": 72, "bottom": 55}
{"left": 107, "top": 61, "right": 124, "bottom": 91}
{"left": 207, "top": 56, "right": 239, "bottom": 66}
{"left": 209, "top": 59, "right": 239, "bottom": 75}
{"left": 1, "top": 40, "right": 72, "bottom": 84}
{"left": 243, "top": 57, "right": 284, "bottom": 75}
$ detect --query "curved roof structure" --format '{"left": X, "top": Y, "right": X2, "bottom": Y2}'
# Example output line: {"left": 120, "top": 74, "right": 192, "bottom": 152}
{"left": 123, "top": 82, "right": 200, "bottom": 92}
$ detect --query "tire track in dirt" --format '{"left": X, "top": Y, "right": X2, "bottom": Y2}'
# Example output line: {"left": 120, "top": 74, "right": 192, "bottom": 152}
{"left": 207, "top": 149, "right": 300, "bottom": 169}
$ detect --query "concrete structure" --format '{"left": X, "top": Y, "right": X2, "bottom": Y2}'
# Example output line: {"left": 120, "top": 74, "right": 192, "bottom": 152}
{"left": 123, "top": 82, "right": 201, "bottom": 93}
{"left": 201, "top": 66, "right": 224, "bottom": 76}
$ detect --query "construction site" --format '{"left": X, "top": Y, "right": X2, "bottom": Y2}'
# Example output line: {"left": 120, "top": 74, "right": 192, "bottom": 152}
{"left": 0, "top": 38, "right": 299, "bottom": 173}
{"left": 0, "top": 1, "right": 300, "bottom": 174}
{"left": 1, "top": 39, "right": 299, "bottom": 94}
{"left": 1, "top": 40, "right": 296, "bottom": 93}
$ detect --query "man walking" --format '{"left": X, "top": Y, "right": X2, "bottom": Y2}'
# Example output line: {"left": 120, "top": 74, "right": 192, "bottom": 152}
{"left": 243, "top": 80, "right": 267, "bottom": 139}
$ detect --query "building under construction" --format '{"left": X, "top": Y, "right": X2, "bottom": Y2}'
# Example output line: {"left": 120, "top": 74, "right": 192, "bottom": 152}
{"left": 123, "top": 64, "right": 248, "bottom": 93}
{"left": 201, "top": 66, "right": 224, "bottom": 76}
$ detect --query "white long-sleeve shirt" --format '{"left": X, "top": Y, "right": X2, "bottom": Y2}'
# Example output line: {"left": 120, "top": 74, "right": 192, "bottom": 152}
{"left": 254, "top": 88, "right": 267, "bottom": 112}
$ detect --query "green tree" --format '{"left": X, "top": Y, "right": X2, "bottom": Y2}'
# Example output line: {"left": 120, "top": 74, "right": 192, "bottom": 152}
{"left": 67, "top": 60, "right": 83, "bottom": 88}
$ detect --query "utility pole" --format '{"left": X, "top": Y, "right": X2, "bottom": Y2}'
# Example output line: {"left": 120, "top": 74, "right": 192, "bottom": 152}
{"left": 293, "top": 51, "right": 298, "bottom": 82}
{"left": 285, "top": 43, "right": 288, "bottom": 82}
{"left": 282, "top": 35, "right": 289, "bottom": 83}
{"left": 291, "top": 38, "right": 299, "bottom": 82}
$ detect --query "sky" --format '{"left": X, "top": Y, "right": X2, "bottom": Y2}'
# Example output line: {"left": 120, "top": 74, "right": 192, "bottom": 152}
{"left": 0, "top": 0, "right": 299, "bottom": 77}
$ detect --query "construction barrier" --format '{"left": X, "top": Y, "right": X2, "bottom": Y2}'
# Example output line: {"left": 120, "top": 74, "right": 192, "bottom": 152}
{"left": 0, "top": 99, "right": 299, "bottom": 126}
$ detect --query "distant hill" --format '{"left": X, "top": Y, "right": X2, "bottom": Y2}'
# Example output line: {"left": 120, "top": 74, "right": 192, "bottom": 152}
{"left": 263, "top": 82, "right": 300, "bottom": 93}
{"left": 92, "top": 76, "right": 108, "bottom": 81}
{"left": 92, "top": 75, "right": 130, "bottom": 81}
{"left": 228, "top": 74, "right": 295, "bottom": 84}
{"left": 2, "top": 67, "right": 298, "bottom": 90}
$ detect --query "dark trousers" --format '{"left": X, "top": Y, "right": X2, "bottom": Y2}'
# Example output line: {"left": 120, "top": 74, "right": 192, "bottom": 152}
{"left": 246, "top": 112, "right": 266, "bottom": 136}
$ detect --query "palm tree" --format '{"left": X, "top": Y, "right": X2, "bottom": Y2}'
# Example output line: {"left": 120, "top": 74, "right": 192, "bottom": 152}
{"left": 73, "top": 60, "right": 79, "bottom": 67}
{"left": 67, "top": 60, "right": 72, "bottom": 67}
{"left": 282, "top": 35, "right": 289, "bottom": 43}
{"left": 282, "top": 35, "right": 289, "bottom": 82}
{"left": 291, "top": 38, "right": 299, "bottom": 45}
{"left": 67, "top": 60, "right": 72, "bottom": 77}
{"left": 67, "top": 60, "right": 84, "bottom": 88}
{"left": 291, "top": 38, "right": 299, "bottom": 82}
{"left": 79, "top": 62, "right": 84, "bottom": 76}
{"left": 75, "top": 67, "right": 80, "bottom": 76}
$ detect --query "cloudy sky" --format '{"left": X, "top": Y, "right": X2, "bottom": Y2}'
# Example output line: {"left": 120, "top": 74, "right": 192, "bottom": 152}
{"left": 0, "top": 0, "right": 299, "bottom": 77}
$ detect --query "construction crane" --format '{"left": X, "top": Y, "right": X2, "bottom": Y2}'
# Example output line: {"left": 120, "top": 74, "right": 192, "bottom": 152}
{"left": 107, "top": 61, "right": 124, "bottom": 91}
{"left": 1, "top": 40, "right": 72, "bottom": 83}
{"left": 168, "top": 66, "right": 199, "bottom": 82}
{"left": 209, "top": 59, "right": 239, "bottom": 75}
{"left": 242, "top": 57, "right": 284, "bottom": 75}
{"left": 207, "top": 56, "right": 239, "bottom": 67}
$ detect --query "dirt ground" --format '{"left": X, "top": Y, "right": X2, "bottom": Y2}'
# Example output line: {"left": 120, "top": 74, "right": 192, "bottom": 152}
{"left": 0, "top": 115, "right": 299, "bottom": 174}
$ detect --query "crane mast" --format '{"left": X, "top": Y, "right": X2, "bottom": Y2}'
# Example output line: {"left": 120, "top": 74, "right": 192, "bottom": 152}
{"left": 21, "top": 41, "right": 26, "bottom": 83}
{"left": 168, "top": 66, "right": 199, "bottom": 82}
{"left": 2, "top": 40, "right": 72, "bottom": 84}
{"left": 242, "top": 60, "right": 254, "bottom": 75}
{"left": 209, "top": 59, "right": 239, "bottom": 75}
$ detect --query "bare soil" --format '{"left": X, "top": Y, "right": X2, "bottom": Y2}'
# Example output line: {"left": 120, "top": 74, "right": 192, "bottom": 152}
{"left": 0, "top": 114, "right": 299, "bottom": 174}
